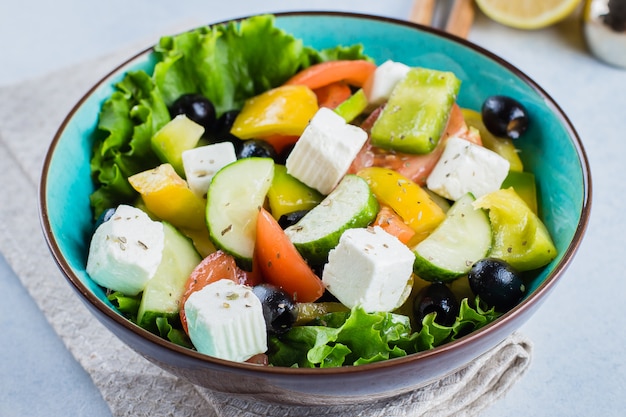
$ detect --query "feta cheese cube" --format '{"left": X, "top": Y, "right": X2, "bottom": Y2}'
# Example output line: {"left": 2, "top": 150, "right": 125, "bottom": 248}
{"left": 363, "top": 60, "right": 411, "bottom": 106}
{"left": 182, "top": 142, "right": 237, "bottom": 198}
{"left": 184, "top": 279, "right": 267, "bottom": 362}
{"left": 86, "top": 205, "right": 164, "bottom": 295}
{"left": 427, "top": 136, "right": 510, "bottom": 201}
{"left": 286, "top": 107, "right": 368, "bottom": 195}
{"left": 322, "top": 226, "right": 415, "bottom": 312}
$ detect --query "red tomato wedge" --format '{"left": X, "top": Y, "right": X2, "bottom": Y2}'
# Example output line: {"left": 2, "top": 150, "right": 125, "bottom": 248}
{"left": 314, "top": 81, "right": 352, "bottom": 109}
{"left": 284, "top": 60, "right": 377, "bottom": 90}
{"left": 261, "top": 134, "right": 299, "bottom": 154}
{"left": 373, "top": 205, "right": 416, "bottom": 245}
{"left": 179, "top": 250, "right": 238, "bottom": 333}
{"left": 236, "top": 252, "right": 263, "bottom": 287}
{"left": 349, "top": 104, "right": 482, "bottom": 185}
{"left": 255, "top": 207, "right": 324, "bottom": 303}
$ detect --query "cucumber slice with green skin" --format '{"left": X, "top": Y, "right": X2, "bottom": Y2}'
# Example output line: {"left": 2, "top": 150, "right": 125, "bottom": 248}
{"left": 284, "top": 174, "right": 379, "bottom": 265}
{"left": 206, "top": 157, "right": 275, "bottom": 270}
{"left": 137, "top": 222, "right": 202, "bottom": 331}
{"left": 412, "top": 193, "right": 492, "bottom": 282}
{"left": 370, "top": 67, "right": 461, "bottom": 155}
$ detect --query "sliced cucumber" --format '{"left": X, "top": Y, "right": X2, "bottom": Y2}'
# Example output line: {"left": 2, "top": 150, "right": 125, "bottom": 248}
{"left": 412, "top": 193, "right": 492, "bottom": 282}
{"left": 137, "top": 222, "right": 202, "bottom": 330}
{"left": 206, "top": 157, "right": 274, "bottom": 270}
{"left": 284, "top": 174, "right": 379, "bottom": 265}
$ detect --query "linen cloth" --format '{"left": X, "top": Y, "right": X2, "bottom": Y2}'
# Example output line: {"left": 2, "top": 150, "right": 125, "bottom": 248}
{"left": 0, "top": 32, "right": 532, "bottom": 417}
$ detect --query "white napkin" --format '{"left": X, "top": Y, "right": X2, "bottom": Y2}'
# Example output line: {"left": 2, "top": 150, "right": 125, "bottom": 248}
{"left": 0, "top": 33, "right": 532, "bottom": 417}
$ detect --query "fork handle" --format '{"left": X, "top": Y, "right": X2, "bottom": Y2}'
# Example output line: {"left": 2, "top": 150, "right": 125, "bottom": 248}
{"left": 409, "top": 0, "right": 436, "bottom": 26}
{"left": 445, "top": 0, "right": 475, "bottom": 38}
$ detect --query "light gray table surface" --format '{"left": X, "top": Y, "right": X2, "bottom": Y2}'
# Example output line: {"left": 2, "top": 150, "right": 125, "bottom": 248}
{"left": 1, "top": 1, "right": 624, "bottom": 416}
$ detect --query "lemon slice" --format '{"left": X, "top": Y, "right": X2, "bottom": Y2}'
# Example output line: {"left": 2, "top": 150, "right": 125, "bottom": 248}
{"left": 475, "top": 0, "right": 582, "bottom": 30}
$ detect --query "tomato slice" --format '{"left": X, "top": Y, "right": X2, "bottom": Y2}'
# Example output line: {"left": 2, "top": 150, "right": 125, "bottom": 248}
{"left": 255, "top": 207, "right": 324, "bottom": 303}
{"left": 314, "top": 81, "right": 352, "bottom": 109}
{"left": 179, "top": 250, "right": 238, "bottom": 333}
{"left": 372, "top": 205, "right": 417, "bottom": 245}
{"left": 261, "top": 134, "right": 299, "bottom": 154}
{"left": 284, "top": 60, "right": 377, "bottom": 90}
{"left": 349, "top": 104, "right": 482, "bottom": 185}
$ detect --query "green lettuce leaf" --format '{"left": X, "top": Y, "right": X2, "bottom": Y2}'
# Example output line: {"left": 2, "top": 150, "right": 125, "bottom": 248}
{"left": 107, "top": 291, "right": 141, "bottom": 321}
{"left": 154, "top": 15, "right": 313, "bottom": 115}
{"left": 268, "top": 306, "right": 413, "bottom": 368}
{"left": 153, "top": 15, "right": 371, "bottom": 115}
{"left": 414, "top": 297, "right": 501, "bottom": 351}
{"left": 89, "top": 71, "right": 169, "bottom": 217}
{"left": 155, "top": 317, "right": 193, "bottom": 349}
{"left": 268, "top": 297, "right": 502, "bottom": 368}
{"left": 106, "top": 291, "right": 192, "bottom": 348}
{"left": 89, "top": 14, "right": 370, "bottom": 219}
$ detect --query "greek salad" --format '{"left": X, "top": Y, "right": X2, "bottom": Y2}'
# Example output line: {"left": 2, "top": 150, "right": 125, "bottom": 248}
{"left": 86, "top": 15, "right": 557, "bottom": 367}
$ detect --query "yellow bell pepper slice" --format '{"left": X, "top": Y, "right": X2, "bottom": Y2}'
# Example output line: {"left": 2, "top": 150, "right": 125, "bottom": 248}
{"left": 267, "top": 164, "right": 324, "bottom": 220}
{"left": 230, "top": 85, "right": 318, "bottom": 139}
{"left": 357, "top": 167, "right": 446, "bottom": 244}
{"left": 501, "top": 170, "right": 538, "bottom": 214}
{"left": 128, "top": 163, "right": 207, "bottom": 232}
{"left": 473, "top": 187, "right": 557, "bottom": 271}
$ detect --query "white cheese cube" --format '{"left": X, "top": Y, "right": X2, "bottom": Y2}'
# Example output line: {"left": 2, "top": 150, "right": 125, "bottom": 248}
{"left": 184, "top": 279, "right": 267, "bottom": 362}
{"left": 286, "top": 107, "right": 368, "bottom": 195}
{"left": 86, "top": 205, "right": 164, "bottom": 296}
{"left": 363, "top": 60, "right": 411, "bottom": 106}
{"left": 322, "top": 226, "right": 415, "bottom": 312}
{"left": 426, "top": 136, "right": 510, "bottom": 201}
{"left": 182, "top": 142, "right": 237, "bottom": 198}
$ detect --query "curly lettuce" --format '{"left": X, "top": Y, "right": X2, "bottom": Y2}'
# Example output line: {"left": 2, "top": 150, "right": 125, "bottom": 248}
{"left": 108, "top": 287, "right": 500, "bottom": 365}
{"left": 268, "top": 298, "right": 501, "bottom": 368}
{"left": 89, "top": 14, "right": 370, "bottom": 218}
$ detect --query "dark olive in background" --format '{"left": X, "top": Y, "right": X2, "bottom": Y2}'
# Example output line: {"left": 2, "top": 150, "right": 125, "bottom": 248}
{"left": 93, "top": 207, "right": 116, "bottom": 231}
{"left": 169, "top": 93, "right": 217, "bottom": 131}
{"left": 468, "top": 258, "right": 526, "bottom": 312}
{"left": 481, "top": 95, "right": 529, "bottom": 140}
{"left": 413, "top": 282, "right": 460, "bottom": 327}
{"left": 277, "top": 210, "right": 310, "bottom": 229}
{"left": 214, "top": 110, "right": 240, "bottom": 136}
{"left": 236, "top": 139, "right": 278, "bottom": 160}
{"left": 252, "top": 283, "right": 298, "bottom": 335}
{"left": 276, "top": 143, "right": 296, "bottom": 165}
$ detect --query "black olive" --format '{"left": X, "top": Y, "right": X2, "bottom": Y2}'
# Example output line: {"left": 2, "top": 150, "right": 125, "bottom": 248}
{"left": 481, "top": 95, "right": 529, "bottom": 140}
{"left": 169, "top": 93, "right": 217, "bottom": 131}
{"left": 468, "top": 258, "right": 526, "bottom": 312}
{"left": 236, "top": 139, "right": 278, "bottom": 160}
{"left": 276, "top": 143, "right": 296, "bottom": 165}
{"left": 277, "top": 210, "right": 310, "bottom": 229}
{"left": 214, "top": 110, "right": 240, "bottom": 136}
{"left": 94, "top": 207, "right": 116, "bottom": 231}
{"left": 252, "top": 283, "right": 298, "bottom": 335}
{"left": 207, "top": 132, "right": 244, "bottom": 150}
{"left": 413, "top": 283, "right": 459, "bottom": 327}
{"left": 200, "top": 110, "right": 242, "bottom": 145}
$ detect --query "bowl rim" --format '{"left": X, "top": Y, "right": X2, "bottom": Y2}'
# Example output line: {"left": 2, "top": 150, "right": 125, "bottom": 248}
{"left": 39, "top": 10, "right": 592, "bottom": 377}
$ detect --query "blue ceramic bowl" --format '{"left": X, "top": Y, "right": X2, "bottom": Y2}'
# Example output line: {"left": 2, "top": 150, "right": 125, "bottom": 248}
{"left": 40, "top": 12, "right": 591, "bottom": 404}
